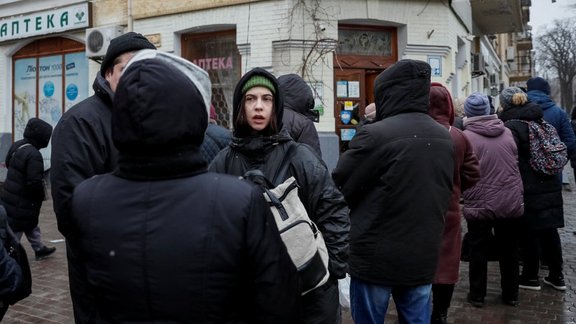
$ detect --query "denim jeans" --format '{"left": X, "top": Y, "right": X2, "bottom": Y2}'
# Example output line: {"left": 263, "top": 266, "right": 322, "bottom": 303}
{"left": 350, "top": 276, "right": 431, "bottom": 324}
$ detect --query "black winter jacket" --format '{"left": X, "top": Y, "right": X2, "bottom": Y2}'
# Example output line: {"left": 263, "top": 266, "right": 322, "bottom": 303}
{"left": 0, "top": 206, "right": 23, "bottom": 304}
{"left": 69, "top": 58, "right": 299, "bottom": 323}
{"left": 1, "top": 118, "right": 52, "bottom": 232}
{"left": 50, "top": 74, "right": 118, "bottom": 237}
{"left": 332, "top": 59, "right": 454, "bottom": 286}
{"left": 278, "top": 74, "right": 322, "bottom": 157}
{"left": 499, "top": 102, "right": 564, "bottom": 230}
{"left": 210, "top": 68, "right": 350, "bottom": 280}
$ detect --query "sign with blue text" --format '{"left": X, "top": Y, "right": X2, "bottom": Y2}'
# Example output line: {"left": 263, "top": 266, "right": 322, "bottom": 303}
{"left": 0, "top": 2, "right": 90, "bottom": 42}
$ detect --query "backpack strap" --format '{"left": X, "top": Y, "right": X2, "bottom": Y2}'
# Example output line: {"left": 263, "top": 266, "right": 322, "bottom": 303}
{"left": 9, "top": 143, "right": 32, "bottom": 160}
{"left": 271, "top": 144, "right": 298, "bottom": 186}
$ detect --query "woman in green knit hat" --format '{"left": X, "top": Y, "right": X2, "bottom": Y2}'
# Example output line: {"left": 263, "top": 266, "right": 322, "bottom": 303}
{"left": 209, "top": 67, "right": 350, "bottom": 324}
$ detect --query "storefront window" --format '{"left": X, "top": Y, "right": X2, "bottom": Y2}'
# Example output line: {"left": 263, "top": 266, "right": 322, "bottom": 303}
{"left": 12, "top": 37, "right": 88, "bottom": 167}
{"left": 182, "top": 30, "right": 240, "bottom": 129}
{"left": 13, "top": 38, "right": 88, "bottom": 140}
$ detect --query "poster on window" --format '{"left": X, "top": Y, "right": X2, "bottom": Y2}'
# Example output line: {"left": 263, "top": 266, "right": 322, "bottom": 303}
{"left": 64, "top": 53, "right": 89, "bottom": 113}
{"left": 38, "top": 55, "right": 63, "bottom": 128}
{"left": 13, "top": 58, "right": 37, "bottom": 141}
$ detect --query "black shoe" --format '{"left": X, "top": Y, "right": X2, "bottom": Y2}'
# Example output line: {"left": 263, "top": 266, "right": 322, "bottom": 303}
{"left": 467, "top": 293, "right": 484, "bottom": 308}
{"left": 543, "top": 276, "right": 566, "bottom": 291}
{"left": 502, "top": 297, "right": 518, "bottom": 307}
{"left": 35, "top": 246, "right": 56, "bottom": 260}
{"left": 431, "top": 311, "right": 448, "bottom": 324}
{"left": 519, "top": 278, "right": 541, "bottom": 291}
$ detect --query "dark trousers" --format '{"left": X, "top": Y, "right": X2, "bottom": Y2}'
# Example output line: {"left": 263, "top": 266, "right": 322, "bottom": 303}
{"left": 431, "top": 283, "right": 454, "bottom": 315}
{"left": 467, "top": 219, "right": 520, "bottom": 301}
{"left": 520, "top": 228, "right": 564, "bottom": 279}
{"left": 298, "top": 277, "right": 340, "bottom": 324}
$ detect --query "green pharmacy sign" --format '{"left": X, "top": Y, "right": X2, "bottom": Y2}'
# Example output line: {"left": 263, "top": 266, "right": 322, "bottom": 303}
{"left": 0, "top": 2, "right": 90, "bottom": 43}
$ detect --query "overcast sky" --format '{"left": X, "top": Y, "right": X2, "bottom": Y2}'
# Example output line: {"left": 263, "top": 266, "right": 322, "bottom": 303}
{"left": 530, "top": 0, "right": 576, "bottom": 36}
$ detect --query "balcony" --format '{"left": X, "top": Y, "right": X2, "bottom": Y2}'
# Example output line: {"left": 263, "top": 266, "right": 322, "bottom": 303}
{"left": 509, "top": 54, "right": 532, "bottom": 82}
{"left": 471, "top": 0, "right": 525, "bottom": 35}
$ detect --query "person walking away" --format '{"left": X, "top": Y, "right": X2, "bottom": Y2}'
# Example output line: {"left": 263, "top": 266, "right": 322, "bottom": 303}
{"left": 68, "top": 50, "right": 300, "bottom": 323}
{"left": 332, "top": 59, "right": 455, "bottom": 324}
{"left": 50, "top": 32, "right": 156, "bottom": 323}
{"left": 499, "top": 87, "right": 567, "bottom": 292}
{"left": 200, "top": 105, "right": 232, "bottom": 163}
{"left": 1, "top": 118, "right": 55, "bottom": 261}
{"left": 461, "top": 92, "right": 524, "bottom": 308}
{"left": 209, "top": 67, "right": 350, "bottom": 324}
{"left": 278, "top": 74, "right": 322, "bottom": 157}
{"left": 527, "top": 77, "right": 576, "bottom": 191}
{"left": 428, "top": 83, "right": 480, "bottom": 323}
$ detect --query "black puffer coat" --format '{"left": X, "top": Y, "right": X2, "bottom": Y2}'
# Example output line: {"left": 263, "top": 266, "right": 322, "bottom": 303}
{"left": 69, "top": 57, "right": 299, "bottom": 323}
{"left": 278, "top": 74, "right": 322, "bottom": 157}
{"left": 1, "top": 118, "right": 52, "bottom": 232}
{"left": 332, "top": 59, "right": 454, "bottom": 286}
{"left": 499, "top": 102, "right": 564, "bottom": 230}
{"left": 50, "top": 74, "right": 118, "bottom": 237}
{"left": 210, "top": 68, "right": 350, "bottom": 280}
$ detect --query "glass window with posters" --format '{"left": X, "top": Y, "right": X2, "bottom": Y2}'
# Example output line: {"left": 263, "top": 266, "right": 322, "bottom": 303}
{"left": 182, "top": 30, "right": 241, "bottom": 129}
{"left": 12, "top": 37, "right": 88, "bottom": 166}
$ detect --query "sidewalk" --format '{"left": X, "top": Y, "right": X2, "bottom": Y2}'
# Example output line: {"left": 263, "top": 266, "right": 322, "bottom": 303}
{"left": 3, "top": 180, "right": 576, "bottom": 323}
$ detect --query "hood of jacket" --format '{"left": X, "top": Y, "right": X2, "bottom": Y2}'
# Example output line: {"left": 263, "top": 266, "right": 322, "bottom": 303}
{"left": 463, "top": 115, "right": 506, "bottom": 137}
{"left": 527, "top": 90, "right": 556, "bottom": 110}
{"left": 428, "top": 82, "right": 454, "bottom": 127}
{"left": 499, "top": 101, "right": 543, "bottom": 123}
{"left": 232, "top": 68, "right": 284, "bottom": 137}
{"left": 23, "top": 117, "right": 52, "bottom": 149}
{"left": 277, "top": 74, "right": 316, "bottom": 121}
{"left": 112, "top": 52, "right": 210, "bottom": 180}
{"left": 374, "top": 59, "right": 431, "bottom": 121}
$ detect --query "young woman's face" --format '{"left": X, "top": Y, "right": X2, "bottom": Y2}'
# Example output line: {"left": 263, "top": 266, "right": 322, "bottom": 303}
{"left": 243, "top": 86, "right": 274, "bottom": 132}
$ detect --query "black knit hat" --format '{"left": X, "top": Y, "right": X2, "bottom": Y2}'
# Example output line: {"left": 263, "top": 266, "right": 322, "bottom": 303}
{"left": 100, "top": 32, "right": 156, "bottom": 76}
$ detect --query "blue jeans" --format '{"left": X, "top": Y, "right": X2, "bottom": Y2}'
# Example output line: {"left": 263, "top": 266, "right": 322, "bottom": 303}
{"left": 350, "top": 277, "right": 431, "bottom": 324}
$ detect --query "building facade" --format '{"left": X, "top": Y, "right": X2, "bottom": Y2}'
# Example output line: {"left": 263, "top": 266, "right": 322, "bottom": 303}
{"left": 0, "top": 0, "right": 530, "bottom": 174}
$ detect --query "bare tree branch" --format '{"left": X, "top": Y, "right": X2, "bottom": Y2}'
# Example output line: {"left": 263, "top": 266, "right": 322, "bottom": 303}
{"left": 535, "top": 18, "right": 576, "bottom": 111}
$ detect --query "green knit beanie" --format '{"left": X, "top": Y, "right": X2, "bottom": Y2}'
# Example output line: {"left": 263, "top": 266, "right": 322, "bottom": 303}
{"left": 241, "top": 75, "right": 276, "bottom": 95}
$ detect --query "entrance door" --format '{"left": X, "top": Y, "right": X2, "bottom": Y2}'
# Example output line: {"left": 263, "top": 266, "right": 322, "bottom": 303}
{"left": 334, "top": 68, "right": 383, "bottom": 152}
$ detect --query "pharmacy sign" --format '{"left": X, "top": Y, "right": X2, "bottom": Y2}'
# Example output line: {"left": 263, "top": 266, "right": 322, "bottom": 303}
{"left": 0, "top": 2, "right": 90, "bottom": 43}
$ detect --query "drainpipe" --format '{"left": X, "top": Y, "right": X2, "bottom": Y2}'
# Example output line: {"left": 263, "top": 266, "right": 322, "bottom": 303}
{"left": 127, "top": 0, "right": 133, "bottom": 32}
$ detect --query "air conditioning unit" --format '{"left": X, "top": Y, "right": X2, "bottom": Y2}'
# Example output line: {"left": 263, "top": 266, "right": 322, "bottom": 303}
{"left": 472, "top": 53, "right": 485, "bottom": 72}
{"left": 86, "top": 26, "right": 124, "bottom": 57}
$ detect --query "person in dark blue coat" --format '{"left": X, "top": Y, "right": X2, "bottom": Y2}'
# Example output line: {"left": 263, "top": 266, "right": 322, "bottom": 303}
{"left": 200, "top": 105, "right": 232, "bottom": 163}
{"left": 67, "top": 50, "right": 299, "bottom": 323}
{"left": 527, "top": 77, "right": 576, "bottom": 190}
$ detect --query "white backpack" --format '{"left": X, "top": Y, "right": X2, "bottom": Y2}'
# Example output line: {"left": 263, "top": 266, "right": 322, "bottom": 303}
{"left": 243, "top": 145, "right": 330, "bottom": 295}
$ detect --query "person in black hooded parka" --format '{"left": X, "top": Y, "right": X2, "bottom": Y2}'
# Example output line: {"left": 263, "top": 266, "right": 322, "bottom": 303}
{"left": 67, "top": 50, "right": 299, "bottom": 323}
{"left": 209, "top": 67, "right": 350, "bottom": 324}
{"left": 278, "top": 74, "right": 322, "bottom": 157}
{"left": 1, "top": 118, "right": 55, "bottom": 260}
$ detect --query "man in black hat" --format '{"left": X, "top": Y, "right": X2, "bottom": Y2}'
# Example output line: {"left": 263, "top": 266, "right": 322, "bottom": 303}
{"left": 50, "top": 31, "right": 155, "bottom": 323}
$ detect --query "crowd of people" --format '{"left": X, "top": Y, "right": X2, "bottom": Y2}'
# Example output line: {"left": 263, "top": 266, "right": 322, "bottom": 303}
{"left": 0, "top": 31, "right": 573, "bottom": 324}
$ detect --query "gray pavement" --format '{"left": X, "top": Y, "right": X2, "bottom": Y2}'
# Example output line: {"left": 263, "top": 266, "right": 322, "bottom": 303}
{"left": 4, "top": 172, "right": 576, "bottom": 323}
